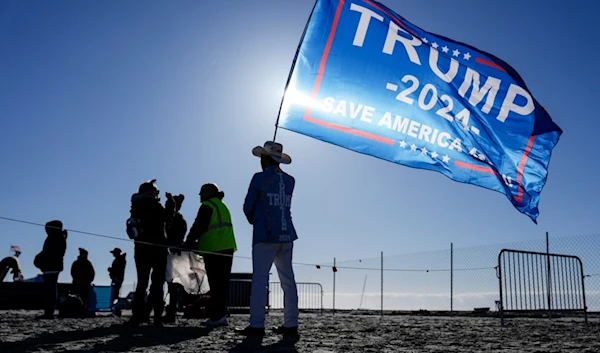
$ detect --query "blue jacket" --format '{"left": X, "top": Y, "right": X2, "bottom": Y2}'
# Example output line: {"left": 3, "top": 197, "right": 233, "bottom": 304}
{"left": 243, "top": 165, "right": 297, "bottom": 246}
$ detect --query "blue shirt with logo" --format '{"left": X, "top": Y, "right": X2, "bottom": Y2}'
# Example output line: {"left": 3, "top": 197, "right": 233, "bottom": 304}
{"left": 243, "top": 165, "right": 297, "bottom": 246}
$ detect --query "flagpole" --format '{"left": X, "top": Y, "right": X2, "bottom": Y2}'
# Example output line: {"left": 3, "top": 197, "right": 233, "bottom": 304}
{"left": 272, "top": 0, "right": 318, "bottom": 142}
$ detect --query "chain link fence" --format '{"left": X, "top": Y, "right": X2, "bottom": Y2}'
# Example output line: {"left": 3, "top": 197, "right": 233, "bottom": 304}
{"left": 112, "top": 233, "right": 599, "bottom": 314}
{"left": 288, "top": 233, "right": 600, "bottom": 313}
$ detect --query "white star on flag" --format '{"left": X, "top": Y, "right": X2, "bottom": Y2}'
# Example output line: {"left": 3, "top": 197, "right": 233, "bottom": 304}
{"left": 421, "top": 37, "right": 428, "bottom": 43}
{"left": 410, "top": 144, "right": 417, "bottom": 151}
{"left": 463, "top": 52, "right": 471, "bottom": 60}
{"left": 442, "top": 46, "right": 449, "bottom": 53}
{"left": 421, "top": 147, "right": 428, "bottom": 155}
{"left": 452, "top": 49, "right": 460, "bottom": 57}
{"left": 399, "top": 140, "right": 407, "bottom": 148}
{"left": 431, "top": 151, "right": 439, "bottom": 159}
{"left": 442, "top": 155, "right": 451, "bottom": 163}
{"left": 431, "top": 42, "right": 439, "bottom": 49}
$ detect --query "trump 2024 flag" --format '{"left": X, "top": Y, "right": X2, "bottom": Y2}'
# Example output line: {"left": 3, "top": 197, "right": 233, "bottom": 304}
{"left": 278, "top": 0, "right": 562, "bottom": 222}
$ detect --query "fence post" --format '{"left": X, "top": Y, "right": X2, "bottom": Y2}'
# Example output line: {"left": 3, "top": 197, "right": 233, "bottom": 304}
{"left": 381, "top": 251, "right": 383, "bottom": 317}
{"left": 451, "top": 242, "right": 454, "bottom": 313}
{"left": 333, "top": 257, "right": 336, "bottom": 315}
{"left": 546, "top": 231, "right": 552, "bottom": 319}
{"left": 359, "top": 274, "right": 367, "bottom": 310}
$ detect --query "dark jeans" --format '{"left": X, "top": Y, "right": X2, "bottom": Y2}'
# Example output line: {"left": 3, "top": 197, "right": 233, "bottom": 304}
{"left": 203, "top": 249, "right": 234, "bottom": 321}
{"left": 111, "top": 282, "right": 122, "bottom": 306}
{"left": 43, "top": 273, "right": 59, "bottom": 316}
{"left": 133, "top": 247, "right": 167, "bottom": 320}
{"left": 166, "top": 282, "right": 183, "bottom": 314}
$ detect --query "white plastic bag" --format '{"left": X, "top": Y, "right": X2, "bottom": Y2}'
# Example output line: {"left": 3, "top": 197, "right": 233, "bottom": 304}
{"left": 166, "top": 250, "right": 210, "bottom": 295}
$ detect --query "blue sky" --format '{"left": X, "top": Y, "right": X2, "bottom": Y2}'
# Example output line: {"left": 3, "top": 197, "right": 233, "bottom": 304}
{"left": 1, "top": 0, "right": 599, "bottom": 301}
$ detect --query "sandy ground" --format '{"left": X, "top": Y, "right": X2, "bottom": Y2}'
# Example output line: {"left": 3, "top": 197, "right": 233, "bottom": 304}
{"left": 0, "top": 310, "right": 599, "bottom": 352}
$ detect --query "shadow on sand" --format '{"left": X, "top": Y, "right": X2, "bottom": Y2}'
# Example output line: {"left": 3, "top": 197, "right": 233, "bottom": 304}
{"left": 229, "top": 334, "right": 300, "bottom": 353}
{"left": 0, "top": 323, "right": 212, "bottom": 353}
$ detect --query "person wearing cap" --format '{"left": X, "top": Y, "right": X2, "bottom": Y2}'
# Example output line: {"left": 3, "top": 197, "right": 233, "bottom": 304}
{"left": 70, "top": 247, "right": 95, "bottom": 313}
{"left": 184, "top": 183, "right": 237, "bottom": 328}
{"left": 108, "top": 247, "right": 127, "bottom": 310}
{"left": 237, "top": 141, "right": 299, "bottom": 336}
{"left": 126, "top": 179, "right": 177, "bottom": 327}
{"left": 33, "top": 220, "right": 68, "bottom": 319}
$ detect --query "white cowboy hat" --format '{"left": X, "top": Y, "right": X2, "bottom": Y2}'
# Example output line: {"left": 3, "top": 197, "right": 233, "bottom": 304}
{"left": 252, "top": 141, "right": 292, "bottom": 164}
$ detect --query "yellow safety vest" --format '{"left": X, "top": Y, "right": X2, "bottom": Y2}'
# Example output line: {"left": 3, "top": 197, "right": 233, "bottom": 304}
{"left": 198, "top": 198, "right": 237, "bottom": 253}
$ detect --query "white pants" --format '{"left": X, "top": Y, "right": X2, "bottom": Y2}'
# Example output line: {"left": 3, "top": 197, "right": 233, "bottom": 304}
{"left": 249, "top": 242, "right": 298, "bottom": 328}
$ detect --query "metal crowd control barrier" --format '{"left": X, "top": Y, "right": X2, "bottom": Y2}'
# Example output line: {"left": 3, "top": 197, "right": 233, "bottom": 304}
{"left": 228, "top": 279, "right": 256, "bottom": 313}
{"left": 268, "top": 282, "right": 324, "bottom": 315}
{"left": 496, "top": 249, "right": 587, "bottom": 326}
{"left": 226, "top": 280, "right": 324, "bottom": 315}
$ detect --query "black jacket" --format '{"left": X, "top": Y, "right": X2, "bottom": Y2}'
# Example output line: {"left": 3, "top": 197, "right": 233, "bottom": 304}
{"left": 35, "top": 232, "right": 67, "bottom": 273}
{"left": 71, "top": 256, "right": 95, "bottom": 285}
{"left": 0, "top": 256, "right": 21, "bottom": 280}
{"left": 108, "top": 253, "right": 126, "bottom": 283}
{"left": 185, "top": 204, "right": 213, "bottom": 248}
{"left": 130, "top": 193, "right": 176, "bottom": 250}
{"left": 167, "top": 212, "right": 188, "bottom": 246}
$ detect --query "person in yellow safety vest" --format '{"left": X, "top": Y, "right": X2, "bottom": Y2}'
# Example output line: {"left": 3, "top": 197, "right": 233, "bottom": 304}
{"left": 184, "top": 182, "right": 237, "bottom": 328}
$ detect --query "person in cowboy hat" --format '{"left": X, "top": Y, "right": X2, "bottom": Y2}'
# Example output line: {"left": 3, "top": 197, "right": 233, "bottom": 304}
{"left": 108, "top": 247, "right": 126, "bottom": 310}
{"left": 236, "top": 141, "right": 299, "bottom": 336}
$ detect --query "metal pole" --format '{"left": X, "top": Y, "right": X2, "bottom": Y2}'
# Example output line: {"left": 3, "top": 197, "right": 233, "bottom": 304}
{"left": 359, "top": 274, "right": 367, "bottom": 310}
{"left": 272, "top": 0, "right": 319, "bottom": 141}
{"left": 381, "top": 251, "right": 383, "bottom": 317}
{"left": 451, "top": 242, "right": 454, "bottom": 313}
{"left": 546, "top": 231, "right": 552, "bottom": 319}
{"left": 497, "top": 251, "right": 505, "bottom": 327}
{"left": 333, "top": 257, "right": 336, "bottom": 315}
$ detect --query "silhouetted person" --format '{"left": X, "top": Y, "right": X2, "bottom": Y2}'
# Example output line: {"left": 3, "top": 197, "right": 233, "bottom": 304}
{"left": 71, "top": 247, "right": 95, "bottom": 312}
{"left": 0, "top": 247, "right": 23, "bottom": 282}
{"left": 125, "top": 179, "right": 176, "bottom": 327}
{"left": 108, "top": 247, "right": 126, "bottom": 308}
{"left": 186, "top": 183, "right": 237, "bottom": 328}
{"left": 34, "top": 220, "right": 68, "bottom": 319}
{"left": 237, "top": 141, "right": 299, "bottom": 336}
{"left": 164, "top": 194, "right": 187, "bottom": 323}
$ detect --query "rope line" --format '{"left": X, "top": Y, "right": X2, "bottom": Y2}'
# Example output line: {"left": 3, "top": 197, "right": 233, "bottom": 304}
{"left": 0, "top": 215, "right": 495, "bottom": 273}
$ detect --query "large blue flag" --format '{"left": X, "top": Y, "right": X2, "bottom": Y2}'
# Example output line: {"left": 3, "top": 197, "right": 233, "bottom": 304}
{"left": 278, "top": 0, "right": 562, "bottom": 222}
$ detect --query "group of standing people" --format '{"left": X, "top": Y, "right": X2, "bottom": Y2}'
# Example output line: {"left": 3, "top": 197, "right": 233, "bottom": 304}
{"left": 70, "top": 246, "right": 127, "bottom": 317}
{"left": 126, "top": 140, "right": 300, "bottom": 334}
{"left": 32, "top": 220, "right": 127, "bottom": 319}
{"left": 33, "top": 140, "right": 300, "bottom": 335}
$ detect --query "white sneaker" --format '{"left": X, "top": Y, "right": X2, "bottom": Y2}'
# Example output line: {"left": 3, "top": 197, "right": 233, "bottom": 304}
{"left": 202, "top": 316, "right": 228, "bottom": 327}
